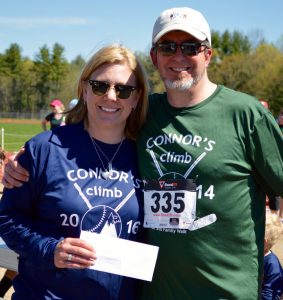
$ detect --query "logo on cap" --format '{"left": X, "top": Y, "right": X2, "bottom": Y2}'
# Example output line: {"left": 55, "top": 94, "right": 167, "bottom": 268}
{"left": 170, "top": 12, "right": 187, "bottom": 21}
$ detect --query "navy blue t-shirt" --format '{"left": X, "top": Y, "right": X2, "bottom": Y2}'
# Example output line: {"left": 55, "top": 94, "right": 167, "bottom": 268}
{"left": 0, "top": 122, "right": 143, "bottom": 300}
{"left": 262, "top": 251, "right": 283, "bottom": 300}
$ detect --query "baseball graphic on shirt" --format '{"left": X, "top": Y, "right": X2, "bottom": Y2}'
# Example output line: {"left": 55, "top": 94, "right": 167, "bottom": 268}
{"left": 81, "top": 205, "right": 122, "bottom": 238}
{"left": 160, "top": 171, "right": 186, "bottom": 180}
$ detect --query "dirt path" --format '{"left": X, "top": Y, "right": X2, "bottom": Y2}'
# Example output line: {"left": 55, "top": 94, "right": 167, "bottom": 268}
{"left": 0, "top": 118, "right": 41, "bottom": 124}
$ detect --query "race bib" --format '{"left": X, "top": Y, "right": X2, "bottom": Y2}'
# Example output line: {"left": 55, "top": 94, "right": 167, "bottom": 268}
{"left": 143, "top": 179, "right": 196, "bottom": 229}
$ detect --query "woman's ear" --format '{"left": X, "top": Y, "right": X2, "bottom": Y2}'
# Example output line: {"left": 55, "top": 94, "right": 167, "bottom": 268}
{"left": 82, "top": 85, "right": 88, "bottom": 104}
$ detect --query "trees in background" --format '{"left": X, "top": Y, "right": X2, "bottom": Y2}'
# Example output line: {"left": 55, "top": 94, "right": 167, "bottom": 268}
{"left": 0, "top": 43, "right": 70, "bottom": 116}
{"left": 31, "top": 43, "right": 68, "bottom": 111}
{"left": 208, "top": 34, "right": 283, "bottom": 114}
{"left": 0, "top": 30, "right": 282, "bottom": 116}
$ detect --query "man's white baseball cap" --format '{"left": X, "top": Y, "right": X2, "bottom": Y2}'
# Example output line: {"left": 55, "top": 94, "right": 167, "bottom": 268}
{"left": 152, "top": 7, "right": 211, "bottom": 46}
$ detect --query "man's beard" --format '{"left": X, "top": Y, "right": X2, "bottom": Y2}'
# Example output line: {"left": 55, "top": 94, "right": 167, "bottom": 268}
{"left": 164, "top": 74, "right": 203, "bottom": 92}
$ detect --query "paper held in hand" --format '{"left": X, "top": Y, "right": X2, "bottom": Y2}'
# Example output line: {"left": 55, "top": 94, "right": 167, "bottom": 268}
{"left": 80, "top": 231, "right": 159, "bottom": 281}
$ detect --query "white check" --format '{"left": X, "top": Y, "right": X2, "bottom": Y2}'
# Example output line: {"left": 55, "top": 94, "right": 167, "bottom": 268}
{"left": 80, "top": 231, "right": 159, "bottom": 281}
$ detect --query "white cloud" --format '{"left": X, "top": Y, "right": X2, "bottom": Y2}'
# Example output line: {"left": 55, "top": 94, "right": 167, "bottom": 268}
{"left": 0, "top": 17, "right": 92, "bottom": 28}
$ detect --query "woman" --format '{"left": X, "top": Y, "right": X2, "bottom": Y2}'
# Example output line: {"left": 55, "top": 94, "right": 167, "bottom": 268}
{"left": 42, "top": 99, "right": 65, "bottom": 130}
{"left": 0, "top": 44, "right": 148, "bottom": 300}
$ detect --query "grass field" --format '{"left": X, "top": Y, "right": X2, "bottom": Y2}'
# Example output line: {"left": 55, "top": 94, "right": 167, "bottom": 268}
{"left": 0, "top": 119, "right": 42, "bottom": 153}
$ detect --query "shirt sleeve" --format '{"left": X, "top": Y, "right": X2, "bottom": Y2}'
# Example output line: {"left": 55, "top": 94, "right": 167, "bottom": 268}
{"left": 45, "top": 113, "right": 53, "bottom": 122}
{"left": 248, "top": 111, "right": 283, "bottom": 196}
{"left": 0, "top": 139, "right": 58, "bottom": 271}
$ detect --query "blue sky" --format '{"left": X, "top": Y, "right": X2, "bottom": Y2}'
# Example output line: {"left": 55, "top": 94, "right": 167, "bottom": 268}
{"left": 1, "top": 0, "right": 282, "bottom": 62}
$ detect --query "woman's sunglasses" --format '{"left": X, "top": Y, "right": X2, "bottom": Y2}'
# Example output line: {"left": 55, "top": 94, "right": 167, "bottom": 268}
{"left": 87, "top": 80, "right": 137, "bottom": 99}
{"left": 154, "top": 41, "right": 208, "bottom": 56}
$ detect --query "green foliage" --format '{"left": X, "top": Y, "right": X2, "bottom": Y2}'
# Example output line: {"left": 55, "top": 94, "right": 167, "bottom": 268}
{"left": 0, "top": 30, "right": 282, "bottom": 116}
{"left": 135, "top": 51, "right": 165, "bottom": 93}
{"left": 0, "top": 44, "right": 33, "bottom": 113}
{"left": 0, "top": 43, "right": 70, "bottom": 114}
{"left": 209, "top": 53, "right": 251, "bottom": 91}
{"left": 211, "top": 30, "right": 251, "bottom": 64}
{"left": 209, "top": 42, "right": 283, "bottom": 115}
{"left": 268, "top": 67, "right": 283, "bottom": 113}
{"left": 3, "top": 43, "right": 23, "bottom": 76}
{"left": 33, "top": 44, "right": 68, "bottom": 109}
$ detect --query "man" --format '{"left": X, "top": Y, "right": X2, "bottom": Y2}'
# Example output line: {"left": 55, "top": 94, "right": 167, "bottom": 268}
{"left": 2, "top": 6, "right": 283, "bottom": 300}
{"left": 136, "top": 7, "right": 283, "bottom": 299}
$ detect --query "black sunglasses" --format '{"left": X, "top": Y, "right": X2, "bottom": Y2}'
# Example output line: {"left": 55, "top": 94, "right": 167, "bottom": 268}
{"left": 154, "top": 42, "right": 208, "bottom": 56}
{"left": 87, "top": 80, "right": 137, "bottom": 99}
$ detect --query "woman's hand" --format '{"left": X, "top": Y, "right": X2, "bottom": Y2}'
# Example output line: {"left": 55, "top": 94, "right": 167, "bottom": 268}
{"left": 2, "top": 148, "right": 29, "bottom": 188}
{"left": 54, "top": 238, "right": 96, "bottom": 269}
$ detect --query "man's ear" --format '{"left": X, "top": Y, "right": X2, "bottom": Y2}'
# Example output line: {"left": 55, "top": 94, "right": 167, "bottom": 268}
{"left": 204, "top": 48, "right": 213, "bottom": 67}
{"left": 150, "top": 47, "right": 158, "bottom": 67}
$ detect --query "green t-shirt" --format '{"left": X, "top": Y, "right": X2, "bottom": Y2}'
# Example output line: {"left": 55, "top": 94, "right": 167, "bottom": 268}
{"left": 137, "top": 85, "right": 283, "bottom": 300}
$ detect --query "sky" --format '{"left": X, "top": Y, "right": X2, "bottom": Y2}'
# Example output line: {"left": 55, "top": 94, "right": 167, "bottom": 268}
{"left": 0, "top": 0, "right": 282, "bottom": 62}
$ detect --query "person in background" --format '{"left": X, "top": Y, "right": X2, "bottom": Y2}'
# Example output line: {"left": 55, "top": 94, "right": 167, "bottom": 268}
{"left": 41, "top": 99, "right": 65, "bottom": 130}
{"left": 0, "top": 269, "right": 16, "bottom": 298}
{"left": 260, "top": 100, "right": 269, "bottom": 110}
{"left": 262, "top": 213, "right": 283, "bottom": 299}
{"left": 0, "top": 44, "right": 148, "bottom": 300}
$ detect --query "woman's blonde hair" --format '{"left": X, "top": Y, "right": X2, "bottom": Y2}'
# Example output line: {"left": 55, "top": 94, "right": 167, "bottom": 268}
{"left": 66, "top": 44, "right": 149, "bottom": 140}
{"left": 265, "top": 213, "right": 283, "bottom": 251}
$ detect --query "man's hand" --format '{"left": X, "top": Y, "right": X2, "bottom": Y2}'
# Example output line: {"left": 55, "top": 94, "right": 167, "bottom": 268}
{"left": 2, "top": 148, "right": 29, "bottom": 189}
